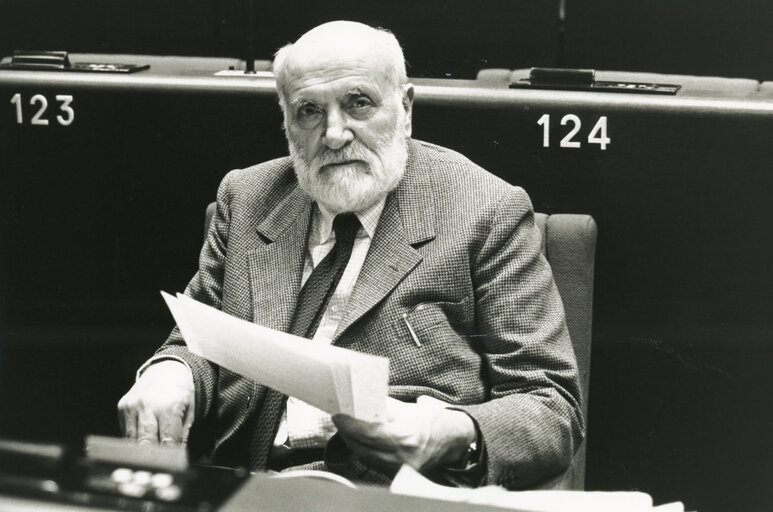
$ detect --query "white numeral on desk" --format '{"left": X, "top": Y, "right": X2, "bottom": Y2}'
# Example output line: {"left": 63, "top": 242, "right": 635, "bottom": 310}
{"left": 587, "top": 116, "right": 610, "bottom": 150}
{"left": 538, "top": 114, "right": 610, "bottom": 150}
{"left": 9, "top": 93, "right": 75, "bottom": 126}
{"left": 55, "top": 95, "right": 75, "bottom": 126}
{"left": 560, "top": 114, "right": 581, "bottom": 148}
{"left": 30, "top": 94, "right": 49, "bottom": 125}
{"left": 10, "top": 93, "right": 22, "bottom": 123}
{"left": 537, "top": 113, "right": 550, "bottom": 147}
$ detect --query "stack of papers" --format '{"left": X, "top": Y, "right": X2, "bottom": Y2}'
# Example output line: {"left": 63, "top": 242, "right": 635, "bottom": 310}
{"left": 390, "top": 465, "right": 685, "bottom": 512}
{"left": 161, "top": 292, "right": 389, "bottom": 422}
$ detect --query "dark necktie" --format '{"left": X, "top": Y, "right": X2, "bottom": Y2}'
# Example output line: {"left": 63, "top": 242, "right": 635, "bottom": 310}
{"left": 252, "top": 212, "right": 361, "bottom": 467}
{"left": 289, "top": 213, "right": 361, "bottom": 339}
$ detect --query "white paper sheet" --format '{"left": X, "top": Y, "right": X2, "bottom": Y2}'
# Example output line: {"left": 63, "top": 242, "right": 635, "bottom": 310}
{"left": 390, "top": 465, "right": 684, "bottom": 512}
{"left": 161, "top": 292, "right": 389, "bottom": 421}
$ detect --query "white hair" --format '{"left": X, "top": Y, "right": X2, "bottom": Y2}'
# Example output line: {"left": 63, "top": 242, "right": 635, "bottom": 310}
{"left": 272, "top": 22, "right": 408, "bottom": 111}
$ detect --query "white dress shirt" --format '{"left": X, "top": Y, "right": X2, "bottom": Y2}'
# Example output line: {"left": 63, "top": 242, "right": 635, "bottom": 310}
{"left": 274, "top": 198, "right": 386, "bottom": 449}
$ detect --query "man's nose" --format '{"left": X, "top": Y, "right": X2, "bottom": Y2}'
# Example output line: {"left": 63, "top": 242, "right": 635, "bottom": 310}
{"left": 321, "top": 110, "right": 354, "bottom": 150}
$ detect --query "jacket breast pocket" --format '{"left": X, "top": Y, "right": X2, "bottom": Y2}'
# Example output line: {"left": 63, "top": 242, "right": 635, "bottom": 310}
{"left": 392, "top": 298, "right": 472, "bottom": 348}
{"left": 388, "top": 297, "right": 484, "bottom": 401}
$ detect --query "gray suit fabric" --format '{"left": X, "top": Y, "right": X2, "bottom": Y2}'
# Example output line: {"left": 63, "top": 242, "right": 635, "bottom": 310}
{"left": 156, "top": 138, "right": 584, "bottom": 489}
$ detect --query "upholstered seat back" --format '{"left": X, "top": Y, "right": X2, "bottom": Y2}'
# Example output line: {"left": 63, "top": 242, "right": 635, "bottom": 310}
{"left": 535, "top": 213, "right": 598, "bottom": 490}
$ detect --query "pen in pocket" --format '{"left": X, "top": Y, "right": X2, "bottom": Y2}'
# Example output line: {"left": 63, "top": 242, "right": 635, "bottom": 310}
{"left": 401, "top": 313, "right": 422, "bottom": 347}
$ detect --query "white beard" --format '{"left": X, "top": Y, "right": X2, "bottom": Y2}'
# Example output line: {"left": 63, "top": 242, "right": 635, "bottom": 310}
{"left": 288, "top": 125, "right": 408, "bottom": 213}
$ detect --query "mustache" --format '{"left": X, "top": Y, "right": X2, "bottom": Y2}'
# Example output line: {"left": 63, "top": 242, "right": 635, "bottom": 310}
{"left": 313, "top": 143, "right": 377, "bottom": 167}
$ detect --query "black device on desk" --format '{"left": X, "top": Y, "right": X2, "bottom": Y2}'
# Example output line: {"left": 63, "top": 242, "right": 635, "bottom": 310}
{"left": 509, "top": 67, "right": 681, "bottom": 94}
{"left": 0, "top": 436, "right": 248, "bottom": 511}
{"left": 0, "top": 50, "right": 150, "bottom": 73}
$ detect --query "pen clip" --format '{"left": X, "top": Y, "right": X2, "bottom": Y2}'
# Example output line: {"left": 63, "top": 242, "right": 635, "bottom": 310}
{"left": 402, "top": 313, "right": 422, "bottom": 347}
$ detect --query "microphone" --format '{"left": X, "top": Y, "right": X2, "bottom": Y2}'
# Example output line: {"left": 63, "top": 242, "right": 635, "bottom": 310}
{"left": 245, "top": 0, "right": 256, "bottom": 74}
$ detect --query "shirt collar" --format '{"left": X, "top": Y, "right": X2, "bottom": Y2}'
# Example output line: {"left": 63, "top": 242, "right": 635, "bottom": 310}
{"left": 313, "top": 198, "right": 386, "bottom": 244}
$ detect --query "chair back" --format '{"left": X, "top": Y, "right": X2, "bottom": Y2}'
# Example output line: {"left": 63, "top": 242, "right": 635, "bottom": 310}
{"left": 535, "top": 213, "right": 598, "bottom": 490}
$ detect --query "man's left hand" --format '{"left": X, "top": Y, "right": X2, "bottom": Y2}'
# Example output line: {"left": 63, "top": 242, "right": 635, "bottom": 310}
{"left": 332, "top": 397, "right": 476, "bottom": 472}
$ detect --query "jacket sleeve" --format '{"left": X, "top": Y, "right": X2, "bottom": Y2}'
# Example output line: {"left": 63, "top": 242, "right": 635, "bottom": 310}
{"left": 457, "top": 186, "right": 585, "bottom": 489}
{"left": 154, "top": 171, "right": 236, "bottom": 425}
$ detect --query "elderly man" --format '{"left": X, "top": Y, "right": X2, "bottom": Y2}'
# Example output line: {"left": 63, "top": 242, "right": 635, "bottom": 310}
{"left": 118, "top": 21, "right": 583, "bottom": 489}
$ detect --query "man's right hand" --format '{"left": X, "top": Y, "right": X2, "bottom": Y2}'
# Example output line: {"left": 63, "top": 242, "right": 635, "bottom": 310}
{"left": 117, "top": 360, "right": 195, "bottom": 445}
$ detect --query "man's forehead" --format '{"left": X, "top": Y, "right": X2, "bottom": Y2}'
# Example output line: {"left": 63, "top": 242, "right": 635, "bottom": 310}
{"left": 283, "top": 52, "right": 392, "bottom": 100}
{"left": 285, "top": 72, "right": 385, "bottom": 107}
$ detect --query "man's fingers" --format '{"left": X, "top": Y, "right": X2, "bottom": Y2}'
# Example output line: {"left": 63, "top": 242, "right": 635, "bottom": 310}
{"left": 157, "top": 407, "right": 184, "bottom": 445}
{"left": 119, "top": 402, "right": 138, "bottom": 439}
{"left": 181, "top": 402, "right": 195, "bottom": 445}
{"left": 333, "top": 414, "right": 409, "bottom": 451}
{"left": 117, "top": 361, "right": 195, "bottom": 444}
{"left": 137, "top": 410, "right": 161, "bottom": 444}
{"left": 334, "top": 416, "right": 401, "bottom": 459}
{"left": 117, "top": 408, "right": 126, "bottom": 436}
{"left": 332, "top": 415, "right": 381, "bottom": 444}
{"left": 338, "top": 434, "right": 402, "bottom": 470}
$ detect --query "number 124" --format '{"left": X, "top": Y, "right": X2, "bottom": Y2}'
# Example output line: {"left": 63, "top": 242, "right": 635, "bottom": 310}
{"left": 537, "top": 114, "right": 610, "bottom": 150}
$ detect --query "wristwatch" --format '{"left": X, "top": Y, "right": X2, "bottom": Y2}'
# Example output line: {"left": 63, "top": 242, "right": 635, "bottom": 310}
{"left": 459, "top": 441, "right": 480, "bottom": 469}
{"left": 448, "top": 425, "right": 482, "bottom": 471}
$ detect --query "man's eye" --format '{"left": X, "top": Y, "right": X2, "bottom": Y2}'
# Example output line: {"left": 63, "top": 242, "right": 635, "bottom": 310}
{"left": 350, "top": 98, "right": 373, "bottom": 110}
{"left": 297, "top": 105, "right": 321, "bottom": 118}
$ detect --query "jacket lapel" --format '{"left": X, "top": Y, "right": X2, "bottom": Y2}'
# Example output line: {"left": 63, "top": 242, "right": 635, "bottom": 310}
{"left": 334, "top": 140, "right": 436, "bottom": 339}
{"left": 246, "top": 185, "right": 312, "bottom": 332}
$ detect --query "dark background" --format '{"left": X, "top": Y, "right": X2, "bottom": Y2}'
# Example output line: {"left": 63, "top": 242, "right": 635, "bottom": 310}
{"left": 1, "top": 0, "right": 773, "bottom": 80}
{"left": 1, "top": 2, "right": 772, "bottom": 512}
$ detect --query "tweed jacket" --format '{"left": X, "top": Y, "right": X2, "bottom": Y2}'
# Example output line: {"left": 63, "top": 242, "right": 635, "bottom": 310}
{"left": 156, "top": 138, "right": 584, "bottom": 489}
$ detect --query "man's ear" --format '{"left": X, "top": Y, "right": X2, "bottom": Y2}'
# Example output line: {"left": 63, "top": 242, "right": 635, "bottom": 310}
{"left": 402, "top": 83, "right": 415, "bottom": 137}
